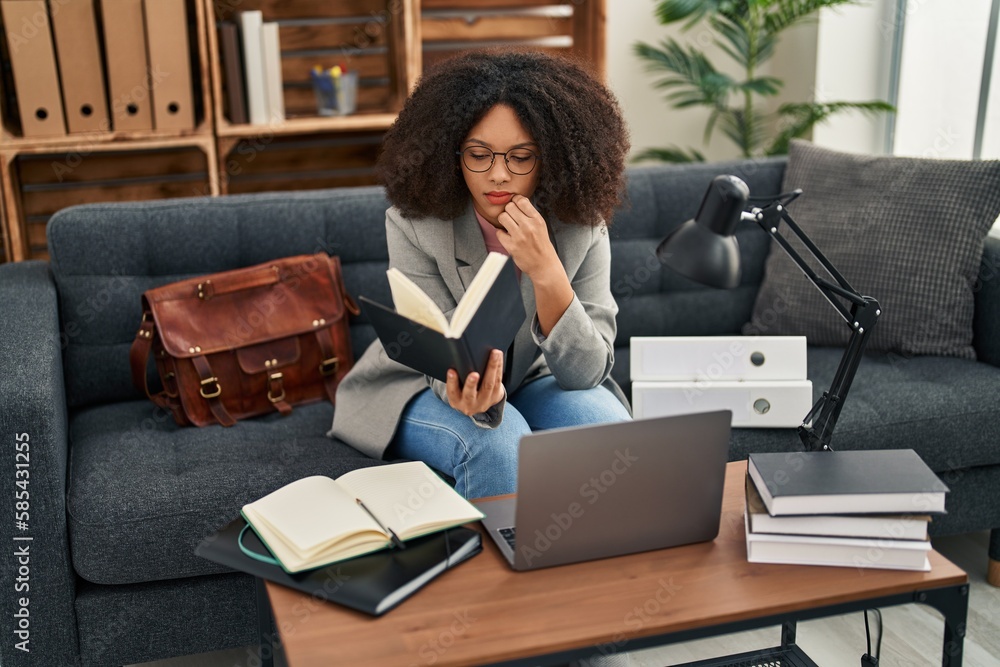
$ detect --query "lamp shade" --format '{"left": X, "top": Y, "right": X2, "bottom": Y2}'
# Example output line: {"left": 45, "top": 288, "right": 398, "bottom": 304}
{"left": 655, "top": 175, "right": 749, "bottom": 289}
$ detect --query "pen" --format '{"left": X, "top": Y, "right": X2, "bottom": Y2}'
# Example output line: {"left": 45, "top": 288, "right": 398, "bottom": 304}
{"left": 356, "top": 498, "right": 406, "bottom": 550}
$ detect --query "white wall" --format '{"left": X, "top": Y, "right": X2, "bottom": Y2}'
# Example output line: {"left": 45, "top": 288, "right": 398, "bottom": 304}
{"left": 894, "top": 0, "right": 993, "bottom": 158}
{"left": 812, "top": 0, "right": 896, "bottom": 154}
{"left": 606, "top": 0, "right": 743, "bottom": 163}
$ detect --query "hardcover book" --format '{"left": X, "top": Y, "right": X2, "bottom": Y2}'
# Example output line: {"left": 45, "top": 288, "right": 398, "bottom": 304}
{"left": 240, "top": 461, "right": 484, "bottom": 573}
{"left": 195, "top": 517, "right": 482, "bottom": 616}
{"left": 360, "top": 252, "right": 525, "bottom": 382}
{"left": 743, "top": 512, "right": 932, "bottom": 571}
{"left": 745, "top": 475, "right": 931, "bottom": 541}
{"left": 747, "top": 449, "right": 948, "bottom": 516}
{"left": 217, "top": 22, "right": 248, "bottom": 124}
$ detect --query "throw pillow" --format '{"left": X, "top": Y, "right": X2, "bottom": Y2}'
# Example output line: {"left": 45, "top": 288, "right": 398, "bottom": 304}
{"left": 746, "top": 139, "right": 1000, "bottom": 359}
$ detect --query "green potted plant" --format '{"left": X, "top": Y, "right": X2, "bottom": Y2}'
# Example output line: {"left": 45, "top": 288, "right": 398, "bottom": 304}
{"left": 634, "top": 0, "right": 894, "bottom": 162}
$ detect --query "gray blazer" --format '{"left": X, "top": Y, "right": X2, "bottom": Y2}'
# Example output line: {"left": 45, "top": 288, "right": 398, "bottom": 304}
{"left": 329, "top": 202, "right": 626, "bottom": 459}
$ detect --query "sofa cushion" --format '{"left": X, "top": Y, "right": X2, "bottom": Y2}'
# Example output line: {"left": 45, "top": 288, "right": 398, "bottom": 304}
{"left": 749, "top": 140, "right": 1000, "bottom": 359}
{"left": 67, "top": 401, "right": 382, "bottom": 585}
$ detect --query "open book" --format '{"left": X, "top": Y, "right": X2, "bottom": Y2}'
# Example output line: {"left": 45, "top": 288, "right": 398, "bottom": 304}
{"left": 360, "top": 252, "right": 525, "bottom": 381}
{"left": 241, "top": 461, "right": 484, "bottom": 573}
{"left": 389, "top": 252, "right": 510, "bottom": 337}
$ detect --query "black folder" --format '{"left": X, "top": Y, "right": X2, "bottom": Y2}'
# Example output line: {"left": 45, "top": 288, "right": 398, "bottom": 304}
{"left": 360, "top": 258, "right": 525, "bottom": 382}
{"left": 195, "top": 517, "right": 482, "bottom": 616}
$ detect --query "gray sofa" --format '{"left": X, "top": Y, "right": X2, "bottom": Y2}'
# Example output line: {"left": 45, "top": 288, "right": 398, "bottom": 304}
{"left": 2, "top": 157, "right": 999, "bottom": 666}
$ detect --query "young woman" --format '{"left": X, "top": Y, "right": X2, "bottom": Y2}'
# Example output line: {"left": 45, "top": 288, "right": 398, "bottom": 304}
{"left": 330, "top": 50, "right": 632, "bottom": 501}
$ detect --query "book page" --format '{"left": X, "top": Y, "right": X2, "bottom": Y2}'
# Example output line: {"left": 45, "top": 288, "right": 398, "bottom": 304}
{"left": 242, "top": 476, "right": 384, "bottom": 554}
{"left": 387, "top": 269, "right": 451, "bottom": 335}
{"left": 337, "top": 462, "right": 484, "bottom": 540}
{"left": 449, "top": 252, "right": 508, "bottom": 338}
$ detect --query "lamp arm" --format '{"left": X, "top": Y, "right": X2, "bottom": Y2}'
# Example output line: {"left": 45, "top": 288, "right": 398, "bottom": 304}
{"left": 744, "top": 202, "right": 881, "bottom": 452}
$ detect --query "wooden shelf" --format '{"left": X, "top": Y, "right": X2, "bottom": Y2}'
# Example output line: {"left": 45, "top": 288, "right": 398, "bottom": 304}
{"left": 0, "top": 0, "right": 213, "bottom": 148}
{"left": 0, "top": 0, "right": 606, "bottom": 263}
{"left": 215, "top": 112, "right": 398, "bottom": 138}
{"left": 205, "top": 0, "right": 417, "bottom": 132}
{"left": 0, "top": 137, "right": 218, "bottom": 262}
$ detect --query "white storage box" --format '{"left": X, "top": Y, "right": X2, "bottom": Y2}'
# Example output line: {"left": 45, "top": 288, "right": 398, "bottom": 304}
{"left": 632, "top": 380, "right": 814, "bottom": 428}
{"left": 630, "top": 336, "right": 807, "bottom": 382}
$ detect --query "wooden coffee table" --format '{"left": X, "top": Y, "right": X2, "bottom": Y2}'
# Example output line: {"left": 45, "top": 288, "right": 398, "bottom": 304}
{"left": 260, "top": 461, "right": 968, "bottom": 666}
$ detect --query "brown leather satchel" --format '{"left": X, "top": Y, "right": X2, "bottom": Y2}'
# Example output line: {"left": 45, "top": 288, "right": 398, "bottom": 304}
{"left": 129, "top": 253, "right": 359, "bottom": 427}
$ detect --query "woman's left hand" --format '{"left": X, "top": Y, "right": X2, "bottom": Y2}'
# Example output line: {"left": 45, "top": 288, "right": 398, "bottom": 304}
{"left": 496, "top": 195, "right": 561, "bottom": 281}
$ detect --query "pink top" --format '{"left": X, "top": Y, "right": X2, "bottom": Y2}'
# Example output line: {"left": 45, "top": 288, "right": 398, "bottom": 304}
{"left": 475, "top": 210, "right": 521, "bottom": 281}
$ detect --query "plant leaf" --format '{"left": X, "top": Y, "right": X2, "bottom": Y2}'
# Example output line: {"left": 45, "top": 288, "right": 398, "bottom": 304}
{"left": 710, "top": 13, "right": 753, "bottom": 68}
{"left": 654, "top": 0, "right": 729, "bottom": 26}
{"left": 765, "top": 0, "right": 861, "bottom": 34}
{"left": 767, "top": 100, "right": 895, "bottom": 155}
{"left": 634, "top": 40, "right": 738, "bottom": 107}
{"left": 740, "top": 76, "right": 784, "bottom": 96}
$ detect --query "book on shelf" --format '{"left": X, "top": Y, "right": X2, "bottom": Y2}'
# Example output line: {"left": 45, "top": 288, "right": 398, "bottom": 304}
{"left": 745, "top": 475, "right": 931, "bottom": 541}
{"left": 743, "top": 511, "right": 932, "bottom": 571}
{"left": 360, "top": 252, "right": 525, "bottom": 383}
{"left": 237, "top": 10, "right": 267, "bottom": 125}
{"left": 240, "top": 461, "right": 484, "bottom": 573}
{"left": 747, "top": 449, "right": 948, "bottom": 516}
{"left": 217, "top": 22, "right": 248, "bottom": 124}
{"left": 260, "top": 22, "right": 285, "bottom": 122}
{"left": 195, "top": 516, "right": 482, "bottom": 616}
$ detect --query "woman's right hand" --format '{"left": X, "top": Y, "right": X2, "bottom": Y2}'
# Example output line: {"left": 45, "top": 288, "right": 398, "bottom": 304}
{"left": 446, "top": 349, "right": 505, "bottom": 415}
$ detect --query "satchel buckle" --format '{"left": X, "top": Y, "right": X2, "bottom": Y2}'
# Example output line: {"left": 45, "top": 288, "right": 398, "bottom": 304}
{"left": 319, "top": 356, "right": 339, "bottom": 376}
{"left": 199, "top": 377, "right": 222, "bottom": 399}
{"left": 267, "top": 372, "right": 286, "bottom": 403}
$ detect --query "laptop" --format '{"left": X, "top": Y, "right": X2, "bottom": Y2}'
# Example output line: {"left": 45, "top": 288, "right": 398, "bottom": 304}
{"left": 477, "top": 410, "right": 732, "bottom": 571}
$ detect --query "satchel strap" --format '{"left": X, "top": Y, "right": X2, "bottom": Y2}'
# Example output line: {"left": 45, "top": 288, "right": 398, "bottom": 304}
{"left": 314, "top": 327, "right": 340, "bottom": 402}
{"left": 129, "top": 312, "right": 189, "bottom": 424}
{"left": 196, "top": 264, "right": 280, "bottom": 301}
{"left": 190, "top": 355, "right": 236, "bottom": 427}
{"left": 266, "top": 371, "right": 293, "bottom": 416}
{"left": 129, "top": 314, "right": 157, "bottom": 397}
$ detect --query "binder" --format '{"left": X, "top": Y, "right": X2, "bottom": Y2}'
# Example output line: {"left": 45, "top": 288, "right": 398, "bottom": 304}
{"left": 260, "top": 21, "right": 284, "bottom": 122}
{"left": 1, "top": 0, "right": 66, "bottom": 137}
{"left": 100, "top": 0, "right": 153, "bottom": 131}
{"left": 48, "top": 0, "right": 109, "bottom": 133}
{"left": 237, "top": 10, "right": 267, "bottom": 125}
{"left": 630, "top": 336, "right": 808, "bottom": 382}
{"left": 143, "top": 0, "right": 194, "bottom": 130}
{"left": 217, "top": 21, "right": 247, "bottom": 124}
{"left": 631, "top": 379, "right": 814, "bottom": 427}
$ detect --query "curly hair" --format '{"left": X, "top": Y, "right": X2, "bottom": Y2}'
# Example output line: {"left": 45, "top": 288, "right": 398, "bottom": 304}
{"left": 376, "top": 50, "right": 630, "bottom": 227}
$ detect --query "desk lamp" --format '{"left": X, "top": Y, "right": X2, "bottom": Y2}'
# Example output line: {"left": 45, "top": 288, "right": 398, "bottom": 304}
{"left": 655, "top": 175, "right": 881, "bottom": 452}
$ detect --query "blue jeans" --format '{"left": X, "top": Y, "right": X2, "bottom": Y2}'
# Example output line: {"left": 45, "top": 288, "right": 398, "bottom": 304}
{"left": 388, "top": 376, "right": 631, "bottom": 499}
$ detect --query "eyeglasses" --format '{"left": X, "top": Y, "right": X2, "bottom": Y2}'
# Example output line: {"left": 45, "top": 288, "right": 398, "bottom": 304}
{"left": 456, "top": 147, "right": 539, "bottom": 175}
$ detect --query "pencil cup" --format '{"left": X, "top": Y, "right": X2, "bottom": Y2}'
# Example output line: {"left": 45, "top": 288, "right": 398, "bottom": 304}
{"left": 311, "top": 70, "right": 359, "bottom": 117}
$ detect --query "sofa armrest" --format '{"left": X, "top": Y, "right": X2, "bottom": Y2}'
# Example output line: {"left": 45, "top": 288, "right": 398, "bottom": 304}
{"left": 974, "top": 236, "right": 1000, "bottom": 367}
{"left": 0, "top": 261, "right": 80, "bottom": 666}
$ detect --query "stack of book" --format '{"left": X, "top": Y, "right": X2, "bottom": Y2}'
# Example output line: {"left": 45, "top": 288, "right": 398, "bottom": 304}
{"left": 744, "top": 450, "right": 949, "bottom": 571}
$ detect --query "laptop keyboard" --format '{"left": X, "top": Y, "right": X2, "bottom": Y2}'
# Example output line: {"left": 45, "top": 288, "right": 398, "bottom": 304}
{"left": 498, "top": 527, "right": 516, "bottom": 550}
